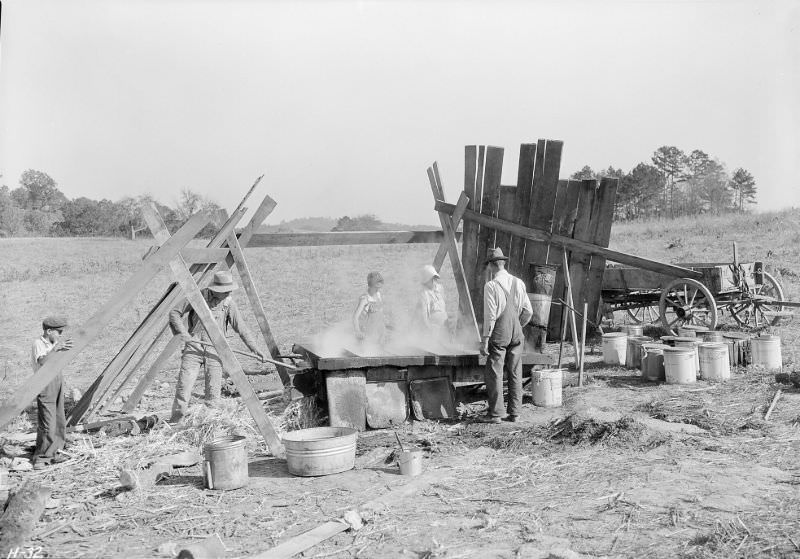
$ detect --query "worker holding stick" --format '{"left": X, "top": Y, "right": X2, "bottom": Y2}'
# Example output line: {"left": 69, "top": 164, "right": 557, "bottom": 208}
{"left": 479, "top": 248, "right": 533, "bottom": 424}
{"left": 31, "top": 316, "right": 73, "bottom": 470}
{"left": 168, "top": 271, "right": 265, "bottom": 422}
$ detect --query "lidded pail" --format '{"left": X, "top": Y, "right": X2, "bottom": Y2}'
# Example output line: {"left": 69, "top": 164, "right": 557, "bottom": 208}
{"left": 626, "top": 336, "right": 652, "bottom": 369}
{"left": 751, "top": 335, "right": 782, "bottom": 372}
{"left": 698, "top": 342, "right": 730, "bottom": 381}
{"left": 663, "top": 346, "right": 697, "bottom": 384}
{"left": 602, "top": 332, "right": 627, "bottom": 365}
{"left": 641, "top": 343, "right": 669, "bottom": 382}
{"left": 673, "top": 337, "right": 701, "bottom": 375}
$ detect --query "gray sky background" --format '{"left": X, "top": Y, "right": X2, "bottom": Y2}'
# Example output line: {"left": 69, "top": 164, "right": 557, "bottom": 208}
{"left": 0, "top": 0, "right": 797, "bottom": 226}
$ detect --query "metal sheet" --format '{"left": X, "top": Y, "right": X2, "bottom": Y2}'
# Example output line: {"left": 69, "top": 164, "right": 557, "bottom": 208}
{"left": 365, "top": 382, "right": 409, "bottom": 428}
{"left": 409, "top": 378, "right": 456, "bottom": 420}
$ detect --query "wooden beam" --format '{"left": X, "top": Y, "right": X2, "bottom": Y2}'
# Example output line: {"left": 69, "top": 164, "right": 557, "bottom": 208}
{"left": 474, "top": 146, "right": 503, "bottom": 325}
{"left": 121, "top": 195, "right": 278, "bottom": 414}
{"left": 427, "top": 167, "right": 481, "bottom": 344}
{"left": 0, "top": 212, "right": 209, "bottom": 431}
{"left": 583, "top": 177, "right": 619, "bottom": 324}
{"left": 496, "top": 185, "right": 517, "bottom": 256}
{"left": 434, "top": 200, "right": 704, "bottom": 280}
{"left": 227, "top": 231, "right": 292, "bottom": 386}
{"left": 67, "top": 207, "right": 248, "bottom": 426}
{"left": 509, "top": 143, "right": 537, "bottom": 276}
{"left": 524, "top": 139, "right": 563, "bottom": 267}
{"left": 463, "top": 145, "right": 485, "bottom": 324}
{"left": 142, "top": 204, "right": 284, "bottom": 456}
{"left": 548, "top": 179, "right": 582, "bottom": 339}
{"left": 432, "top": 194, "right": 469, "bottom": 272}
{"left": 176, "top": 247, "right": 231, "bottom": 264}
{"left": 247, "top": 230, "right": 458, "bottom": 247}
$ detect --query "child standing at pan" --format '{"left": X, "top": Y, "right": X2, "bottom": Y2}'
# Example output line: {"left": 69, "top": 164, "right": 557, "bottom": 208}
{"left": 353, "top": 271, "right": 387, "bottom": 347}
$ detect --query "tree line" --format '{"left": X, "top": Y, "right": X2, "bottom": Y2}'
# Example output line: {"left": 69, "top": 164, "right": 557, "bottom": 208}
{"left": 570, "top": 146, "right": 757, "bottom": 221}
{"left": 0, "top": 170, "right": 225, "bottom": 237}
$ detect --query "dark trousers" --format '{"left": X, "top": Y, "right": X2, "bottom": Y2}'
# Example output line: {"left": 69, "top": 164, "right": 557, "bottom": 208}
{"left": 485, "top": 339, "right": 524, "bottom": 417}
{"left": 171, "top": 348, "right": 223, "bottom": 422}
{"left": 35, "top": 373, "right": 66, "bottom": 461}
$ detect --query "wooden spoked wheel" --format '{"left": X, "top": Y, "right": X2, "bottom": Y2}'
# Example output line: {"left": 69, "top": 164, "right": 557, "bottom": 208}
{"left": 729, "top": 271, "right": 786, "bottom": 328}
{"left": 659, "top": 278, "right": 718, "bottom": 335}
{"left": 626, "top": 304, "right": 661, "bottom": 325}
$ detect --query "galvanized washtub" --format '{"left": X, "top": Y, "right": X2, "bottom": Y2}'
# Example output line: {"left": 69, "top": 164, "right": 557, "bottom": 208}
{"left": 282, "top": 427, "right": 358, "bottom": 477}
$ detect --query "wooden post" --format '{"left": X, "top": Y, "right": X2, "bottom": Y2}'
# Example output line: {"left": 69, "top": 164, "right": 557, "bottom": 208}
{"left": 562, "top": 248, "right": 581, "bottom": 370}
{"left": 121, "top": 194, "right": 278, "bottom": 414}
{"left": 0, "top": 212, "right": 209, "bottom": 431}
{"left": 227, "top": 231, "right": 292, "bottom": 386}
{"left": 142, "top": 204, "right": 284, "bottom": 456}
{"left": 579, "top": 302, "right": 588, "bottom": 387}
{"left": 432, "top": 192, "right": 470, "bottom": 272}
{"left": 427, "top": 167, "right": 481, "bottom": 344}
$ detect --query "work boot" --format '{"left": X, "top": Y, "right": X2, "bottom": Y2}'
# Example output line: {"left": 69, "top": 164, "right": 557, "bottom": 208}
{"left": 503, "top": 415, "right": 518, "bottom": 423}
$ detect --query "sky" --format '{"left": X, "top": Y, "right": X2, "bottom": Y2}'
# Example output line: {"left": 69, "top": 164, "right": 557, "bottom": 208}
{"left": 0, "top": 0, "right": 798, "bottom": 226}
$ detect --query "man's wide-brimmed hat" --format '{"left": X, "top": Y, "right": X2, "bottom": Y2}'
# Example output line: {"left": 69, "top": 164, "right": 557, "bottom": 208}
{"left": 207, "top": 271, "right": 237, "bottom": 293}
{"left": 485, "top": 247, "right": 509, "bottom": 264}
{"left": 420, "top": 264, "right": 440, "bottom": 284}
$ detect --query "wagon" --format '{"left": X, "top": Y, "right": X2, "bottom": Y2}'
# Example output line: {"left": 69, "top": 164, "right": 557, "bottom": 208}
{"left": 602, "top": 257, "right": 788, "bottom": 334}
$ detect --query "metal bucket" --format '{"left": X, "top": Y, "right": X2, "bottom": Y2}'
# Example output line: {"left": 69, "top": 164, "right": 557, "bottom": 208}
{"left": 751, "top": 335, "right": 782, "bottom": 372}
{"left": 626, "top": 336, "right": 652, "bottom": 369}
{"left": 673, "top": 337, "right": 700, "bottom": 375}
{"left": 641, "top": 343, "right": 669, "bottom": 382}
{"left": 699, "top": 342, "right": 731, "bottom": 381}
{"left": 602, "top": 332, "right": 627, "bottom": 365}
{"left": 203, "top": 435, "right": 248, "bottom": 490}
{"left": 700, "top": 330, "right": 724, "bottom": 342}
{"left": 663, "top": 347, "right": 697, "bottom": 384}
{"left": 527, "top": 263, "right": 558, "bottom": 329}
{"left": 621, "top": 324, "right": 644, "bottom": 337}
{"left": 398, "top": 449, "right": 423, "bottom": 476}
{"left": 282, "top": 427, "right": 358, "bottom": 477}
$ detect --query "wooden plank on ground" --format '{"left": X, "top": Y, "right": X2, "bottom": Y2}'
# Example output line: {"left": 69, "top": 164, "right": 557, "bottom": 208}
{"left": 523, "top": 139, "right": 563, "bottom": 269}
{"left": 228, "top": 231, "right": 292, "bottom": 386}
{"left": 474, "top": 146, "right": 503, "bottom": 325}
{"left": 142, "top": 204, "right": 283, "bottom": 456}
{"left": 509, "top": 143, "right": 537, "bottom": 275}
{"left": 434, "top": 200, "right": 704, "bottom": 280}
{"left": 582, "top": 177, "right": 619, "bottom": 324}
{"left": 0, "top": 212, "right": 209, "bottom": 431}
{"left": 121, "top": 195, "right": 278, "bottom": 415}
{"left": 427, "top": 169, "right": 481, "bottom": 344}
{"left": 247, "top": 230, "right": 455, "bottom": 247}
{"left": 495, "top": 185, "right": 517, "bottom": 256}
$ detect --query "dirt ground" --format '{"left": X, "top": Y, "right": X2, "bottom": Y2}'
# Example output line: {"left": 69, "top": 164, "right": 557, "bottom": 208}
{"left": 1, "top": 218, "right": 799, "bottom": 559}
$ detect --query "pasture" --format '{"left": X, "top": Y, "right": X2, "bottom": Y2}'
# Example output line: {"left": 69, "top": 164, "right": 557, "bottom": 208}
{"left": 0, "top": 208, "right": 799, "bottom": 558}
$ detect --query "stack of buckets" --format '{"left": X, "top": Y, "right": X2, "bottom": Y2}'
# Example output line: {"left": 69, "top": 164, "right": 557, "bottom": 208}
{"left": 659, "top": 327, "right": 731, "bottom": 384}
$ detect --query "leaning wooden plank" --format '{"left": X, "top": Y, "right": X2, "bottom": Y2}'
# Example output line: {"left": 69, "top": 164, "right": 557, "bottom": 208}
{"left": 66, "top": 207, "right": 247, "bottom": 426}
{"left": 247, "top": 230, "right": 457, "bottom": 247}
{"left": 521, "top": 139, "right": 547, "bottom": 267}
{"left": 544, "top": 180, "right": 569, "bottom": 338}
{"left": 508, "top": 143, "right": 537, "bottom": 275}
{"left": 142, "top": 205, "right": 284, "bottom": 456}
{"left": 432, "top": 194, "right": 469, "bottom": 272}
{"left": 548, "top": 179, "right": 583, "bottom": 338}
{"left": 495, "top": 185, "right": 517, "bottom": 256}
{"left": 465, "top": 145, "right": 486, "bottom": 323}
{"left": 0, "top": 481, "right": 51, "bottom": 557}
{"left": 427, "top": 169, "right": 481, "bottom": 343}
{"left": 524, "top": 139, "right": 563, "bottom": 269}
{"left": 228, "top": 231, "right": 292, "bottom": 387}
{"left": 176, "top": 247, "right": 231, "bottom": 264}
{"left": 462, "top": 145, "right": 478, "bottom": 284}
{"left": 566, "top": 180, "right": 597, "bottom": 314}
{"left": 582, "top": 177, "right": 619, "bottom": 324}
{"left": 121, "top": 195, "right": 278, "bottom": 414}
{"left": 434, "top": 201, "right": 704, "bottom": 280}
{"left": 474, "top": 146, "right": 503, "bottom": 325}
{"left": 0, "top": 212, "right": 209, "bottom": 431}
{"left": 431, "top": 162, "right": 466, "bottom": 271}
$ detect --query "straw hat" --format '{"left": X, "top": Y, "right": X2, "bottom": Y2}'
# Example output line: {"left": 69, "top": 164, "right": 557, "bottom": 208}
{"left": 207, "top": 271, "right": 237, "bottom": 293}
{"left": 420, "top": 264, "right": 440, "bottom": 284}
{"left": 485, "top": 247, "right": 509, "bottom": 264}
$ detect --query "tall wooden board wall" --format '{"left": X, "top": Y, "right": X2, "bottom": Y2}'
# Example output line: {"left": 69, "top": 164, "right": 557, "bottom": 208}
{"left": 461, "top": 142, "right": 618, "bottom": 340}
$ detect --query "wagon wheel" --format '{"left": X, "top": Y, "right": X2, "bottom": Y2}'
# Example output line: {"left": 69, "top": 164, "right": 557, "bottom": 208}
{"left": 728, "top": 271, "right": 786, "bottom": 328}
{"left": 659, "top": 278, "right": 718, "bottom": 335}
{"left": 626, "top": 304, "right": 661, "bottom": 325}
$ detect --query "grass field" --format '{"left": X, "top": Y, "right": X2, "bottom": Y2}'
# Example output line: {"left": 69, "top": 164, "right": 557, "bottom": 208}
{"left": 0, "top": 209, "right": 798, "bottom": 558}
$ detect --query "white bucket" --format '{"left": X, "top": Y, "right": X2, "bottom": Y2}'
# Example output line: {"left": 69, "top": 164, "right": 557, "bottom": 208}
{"left": 640, "top": 344, "right": 668, "bottom": 382}
{"left": 621, "top": 324, "right": 644, "bottom": 337}
{"left": 626, "top": 336, "right": 652, "bottom": 369}
{"left": 751, "top": 336, "right": 782, "bottom": 372}
{"left": 673, "top": 337, "right": 700, "bottom": 376}
{"left": 398, "top": 449, "right": 423, "bottom": 476}
{"left": 698, "top": 342, "right": 730, "bottom": 381}
{"left": 602, "top": 332, "right": 627, "bottom": 366}
{"left": 663, "top": 347, "right": 697, "bottom": 384}
{"left": 532, "top": 369, "right": 563, "bottom": 407}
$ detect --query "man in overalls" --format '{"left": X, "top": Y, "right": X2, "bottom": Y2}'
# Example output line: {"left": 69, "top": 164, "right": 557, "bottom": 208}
{"left": 168, "top": 270, "right": 265, "bottom": 422}
{"left": 479, "top": 248, "right": 533, "bottom": 423}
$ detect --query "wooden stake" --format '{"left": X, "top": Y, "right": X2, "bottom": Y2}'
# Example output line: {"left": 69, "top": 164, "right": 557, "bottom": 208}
{"left": 142, "top": 205, "right": 284, "bottom": 456}
{"left": 562, "top": 248, "right": 581, "bottom": 370}
{"left": 579, "top": 302, "right": 588, "bottom": 387}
